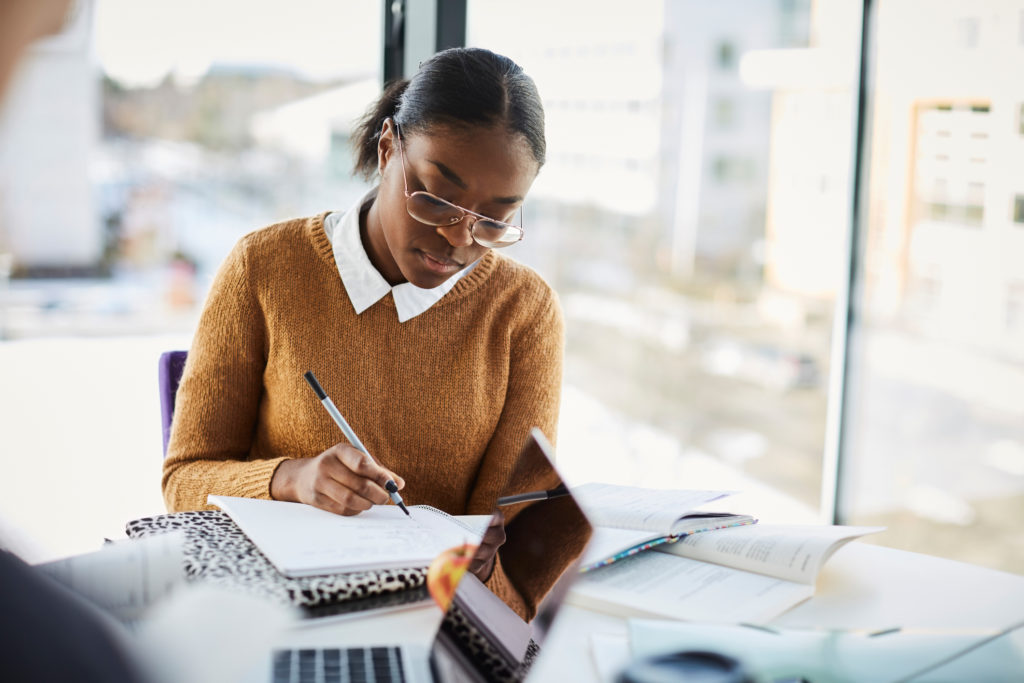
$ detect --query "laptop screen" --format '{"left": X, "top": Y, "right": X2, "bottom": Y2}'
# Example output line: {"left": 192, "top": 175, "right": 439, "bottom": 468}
{"left": 427, "top": 428, "right": 593, "bottom": 682}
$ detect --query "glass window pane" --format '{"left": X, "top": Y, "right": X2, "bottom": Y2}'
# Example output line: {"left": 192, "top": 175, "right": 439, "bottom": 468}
{"left": 468, "top": 0, "right": 860, "bottom": 519}
{"left": 0, "top": 0, "right": 381, "bottom": 559}
{"left": 842, "top": 0, "right": 1024, "bottom": 573}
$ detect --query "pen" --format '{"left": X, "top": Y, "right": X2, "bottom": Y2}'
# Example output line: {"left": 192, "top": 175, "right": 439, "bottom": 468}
{"left": 497, "top": 483, "right": 569, "bottom": 506}
{"left": 302, "top": 370, "right": 409, "bottom": 517}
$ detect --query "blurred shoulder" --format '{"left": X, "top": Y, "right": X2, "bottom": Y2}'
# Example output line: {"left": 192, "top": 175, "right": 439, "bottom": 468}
{"left": 489, "top": 252, "right": 558, "bottom": 305}
{"left": 233, "top": 213, "right": 332, "bottom": 260}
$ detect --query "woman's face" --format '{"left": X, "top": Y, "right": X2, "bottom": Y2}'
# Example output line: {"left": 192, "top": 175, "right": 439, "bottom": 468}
{"left": 365, "top": 119, "right": 539, "bottom": 288}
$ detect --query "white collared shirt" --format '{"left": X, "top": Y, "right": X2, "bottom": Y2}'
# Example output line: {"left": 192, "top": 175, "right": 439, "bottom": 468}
{"left": 327, "top": 191, "right": 477, "bottom": 323}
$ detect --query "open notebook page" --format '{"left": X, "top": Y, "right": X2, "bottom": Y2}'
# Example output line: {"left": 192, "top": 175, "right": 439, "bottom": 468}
{"left": 209, "top": 496, "right": 477, "bottom": 577}
{"left": 571, "top": 483, "right": 733, "bottom": 532}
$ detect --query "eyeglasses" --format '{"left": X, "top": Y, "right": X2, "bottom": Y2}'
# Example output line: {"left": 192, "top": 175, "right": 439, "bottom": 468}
{"left": 393, "top": 122, "right": 524, "bottom": 249}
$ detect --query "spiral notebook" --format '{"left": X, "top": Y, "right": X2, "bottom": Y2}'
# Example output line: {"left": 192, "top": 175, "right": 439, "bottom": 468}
{"left": 207, "top": 495, "right": 479, "bottom": 578}
{"left": 125, "top": 509, "right": 433, "bottom": 610}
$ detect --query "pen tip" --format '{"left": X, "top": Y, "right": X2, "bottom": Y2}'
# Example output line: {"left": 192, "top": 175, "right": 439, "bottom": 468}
{"left": 398, "top": 502, "right": 410, "bottom": 517}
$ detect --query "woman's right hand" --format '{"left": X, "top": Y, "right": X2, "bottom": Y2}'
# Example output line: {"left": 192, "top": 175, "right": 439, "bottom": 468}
{"left": 270, "top": 444, "right": 406, "bottom": 516}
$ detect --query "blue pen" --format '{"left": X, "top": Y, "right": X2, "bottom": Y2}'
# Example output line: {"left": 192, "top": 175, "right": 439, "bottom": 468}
{"left": 303, "top": 371, "right": 409, "bottom": 517}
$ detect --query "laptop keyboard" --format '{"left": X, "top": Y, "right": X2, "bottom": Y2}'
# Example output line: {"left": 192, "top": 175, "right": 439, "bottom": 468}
{"left": 272, "top": 646, "right": 406, "bottom": 683}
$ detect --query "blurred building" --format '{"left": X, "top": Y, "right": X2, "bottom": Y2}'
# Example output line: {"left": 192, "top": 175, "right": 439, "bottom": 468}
{"left": 523, "top": 4, "right": 664, "bottom": 217}
{"left": 660, "top": 0, "right": 809, "bottom": 283}
{"left": 0, "top": 0, "right": 101, "bottom": 274}
{"left": 864, "top": 0, "right": 1024, "bottom": 361}
{"left": 470, "top": 0, "right": 815, "bottom": 294}
{"left": 250, "top": 78, "right": 380, "bottom": 174}
{"left": 739, "top": 0, "right": 861, "bottom": 317}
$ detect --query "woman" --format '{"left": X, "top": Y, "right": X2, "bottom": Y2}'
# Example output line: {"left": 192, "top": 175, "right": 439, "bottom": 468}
{"left": 162, "top": 47, "right": 564, "bottom": 618}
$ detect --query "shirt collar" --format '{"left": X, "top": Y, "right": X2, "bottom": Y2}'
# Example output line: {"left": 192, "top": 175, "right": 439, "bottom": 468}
{"left": 328, "top": 189, "right": 478, "bottom": 323}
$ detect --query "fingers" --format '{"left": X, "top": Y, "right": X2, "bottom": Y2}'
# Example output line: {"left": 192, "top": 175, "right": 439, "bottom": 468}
{"left": 314, "top": 445, "right": 412, "bottom": 515}
{"left": 335, "top": 445, "right": 402, "bottom": 492}
{"left": 383, "top": 468, "right": 405, "bottom": 490}
{"left": 328, "top": 446, "right": 392, "bottom": 503}
{"left": 307, "top": 476, "right": 377, "bottom": 517}
{"left": 296, "top": 445, "right": 407, "bottom": 517}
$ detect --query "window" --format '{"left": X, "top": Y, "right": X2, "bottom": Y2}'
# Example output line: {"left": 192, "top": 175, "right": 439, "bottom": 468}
{"left": 714, "top": 97, "right": 736, "bottom": 128}
{"left": 469, "top": 0, "right": 858, "bottom": 522}
{"left": 1007, "top": 282, "right": 1024, "bottom": 332}
{"left": 842, "top": 1, "right": 1024, "bottom": 574}
{"left": 913, "top": 104, "right": 989, "bottom": 228}
{"left": 965, "top": 182, "right": 985, "bottom": 226}
{"left": 0, "top": 0, "right": 383, "bottom": 559}
{"left": 717, "top": 41, "right": 736, "bottom": 70}
{"left": 712, "top": 156, "right": 754, "bottom": 183}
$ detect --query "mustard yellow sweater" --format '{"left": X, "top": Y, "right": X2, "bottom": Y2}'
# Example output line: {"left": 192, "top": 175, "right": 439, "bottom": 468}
{"left": 162, "top": 212, "right": 565, "bottom": 618}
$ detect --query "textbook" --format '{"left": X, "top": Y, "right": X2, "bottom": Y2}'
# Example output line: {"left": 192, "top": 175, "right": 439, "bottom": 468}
{"left": 569, "top": 523, "right": 885, "bottom": 623}
{"left": 571, "top": 483, "right": 757, "bottom": 571}
{"left": 208, "top": 495, "right": 480, "bottom": 578}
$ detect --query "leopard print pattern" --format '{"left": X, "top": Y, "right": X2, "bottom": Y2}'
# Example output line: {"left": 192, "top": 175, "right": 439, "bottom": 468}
{"left": 125, "top": 510, "right": 426, "bottom": 608}
{"left": 439, "top": 599, "right": 539, "bottom": 682}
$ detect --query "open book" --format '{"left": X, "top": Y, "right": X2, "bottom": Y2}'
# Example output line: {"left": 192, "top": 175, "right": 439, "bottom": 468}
{"left": 569, "top": 523, "right": 884, "bottom": 623}
{"left": 572, "top": 483, "right": 757, "bottom": 571}
{"left": 209, "top": 495, "right": 480, "bottom": 577}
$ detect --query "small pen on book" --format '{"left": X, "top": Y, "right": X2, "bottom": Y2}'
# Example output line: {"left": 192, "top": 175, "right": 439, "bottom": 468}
{"left": 497, "top": 483, "right": 569, "bottom": 506}
{"left": 302, "top": 370, "right": 409, "bottom": 517}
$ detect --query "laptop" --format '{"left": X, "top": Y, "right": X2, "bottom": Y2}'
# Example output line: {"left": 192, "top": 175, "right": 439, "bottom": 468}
{"left": 259, "top": 427, "right": 593, "bottom": 683}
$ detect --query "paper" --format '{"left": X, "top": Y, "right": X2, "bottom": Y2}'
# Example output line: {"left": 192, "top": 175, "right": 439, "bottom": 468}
{"left": 569, "top": 551, "right": 813, "bottom": 623}
{"left": 34, "top": 532, "right": 185, "bottom": 622}
{"left": 658, "top": 524, "right": 884, "bottom": 584}
{"left": 571, "top": 483, "right": 731, "bottom": 532}
{"left": 209, "top": 496, "right": 478, "bottom": 577}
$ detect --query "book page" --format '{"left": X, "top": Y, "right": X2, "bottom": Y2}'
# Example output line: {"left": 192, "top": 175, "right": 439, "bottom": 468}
{"left": 569, "top": 551, "right": 812, "bottom": 623}
{"left": 209, "top": 496, "right": 478, "bottom": 577}
{"left": 571, "top": 483, "right": 732, "bottom": 533}
{"left": 34, "top": 531, "right": 186, "bottom": 622}
{"left": 658, "top": 524, "right": 885, "bottom": 584}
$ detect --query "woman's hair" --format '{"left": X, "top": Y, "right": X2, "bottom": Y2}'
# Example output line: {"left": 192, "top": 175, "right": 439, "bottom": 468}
{"left": 353, "top": 47, "right": 545, "bottom": 180}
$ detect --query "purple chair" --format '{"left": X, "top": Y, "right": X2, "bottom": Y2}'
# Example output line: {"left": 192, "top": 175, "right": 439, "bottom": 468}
{"left": 158, "top": 350, "right": 188, "bottom": 458}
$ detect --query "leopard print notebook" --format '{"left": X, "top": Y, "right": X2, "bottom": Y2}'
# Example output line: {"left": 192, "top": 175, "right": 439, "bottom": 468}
{"left": 125, "top": 509, "right": 431, "bottom": 608}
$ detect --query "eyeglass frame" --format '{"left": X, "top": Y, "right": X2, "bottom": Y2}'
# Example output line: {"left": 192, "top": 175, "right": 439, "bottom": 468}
{"left": 391, "top": 119, "right": 525, "bottom": 248}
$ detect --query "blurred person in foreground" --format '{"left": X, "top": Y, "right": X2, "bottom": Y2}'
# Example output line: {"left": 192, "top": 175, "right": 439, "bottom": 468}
{"left": 0, "top": 1, "right": 146, "bottom": 680}
{"left": 163, "top": 46, "right": 568, "bottom": 620}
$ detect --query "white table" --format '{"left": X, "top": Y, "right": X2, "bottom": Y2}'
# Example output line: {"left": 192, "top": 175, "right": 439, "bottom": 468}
{"left": 252, "top": 542, "right": 1024, "bottom": 681}
{"left": 527, "top": 542, "right": 1024, "bottom": 682}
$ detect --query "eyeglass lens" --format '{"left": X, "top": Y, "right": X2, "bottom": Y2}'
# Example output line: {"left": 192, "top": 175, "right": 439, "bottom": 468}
{"left": 406, "top": 192, "right": 522, "bottom": 248}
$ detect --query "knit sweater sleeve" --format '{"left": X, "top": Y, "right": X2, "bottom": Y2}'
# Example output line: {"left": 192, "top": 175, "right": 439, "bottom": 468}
{"left": 466, "top": 282, "right": 567, "bottom": 620}
{"left": 161, "top": 234, "right": 283, "bottom": 512}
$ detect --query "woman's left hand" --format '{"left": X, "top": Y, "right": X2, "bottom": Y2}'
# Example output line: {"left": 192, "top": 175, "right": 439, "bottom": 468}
{"left": 469, "top": 512, "right": 506, "bottom": 582}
